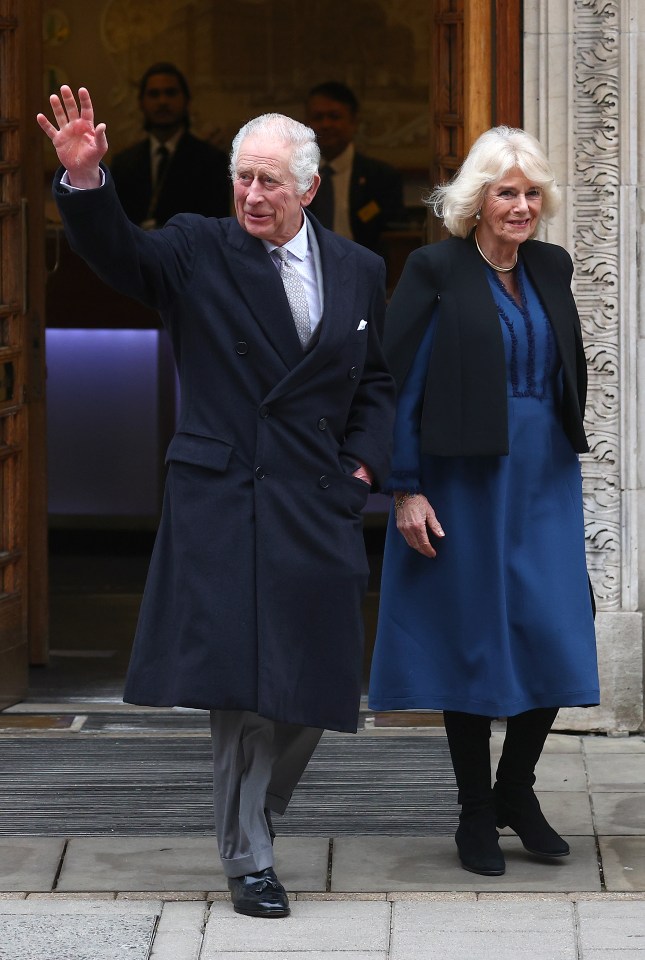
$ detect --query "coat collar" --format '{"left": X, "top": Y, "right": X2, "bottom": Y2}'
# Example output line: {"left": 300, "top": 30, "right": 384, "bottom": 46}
{"left": 223, "top": 213, "right": 358, "bottom": 389}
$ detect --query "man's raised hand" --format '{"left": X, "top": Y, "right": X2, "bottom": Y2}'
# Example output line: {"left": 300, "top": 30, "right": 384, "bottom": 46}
{"left": 36, "top": 86, "right": 108, "bottom": 189}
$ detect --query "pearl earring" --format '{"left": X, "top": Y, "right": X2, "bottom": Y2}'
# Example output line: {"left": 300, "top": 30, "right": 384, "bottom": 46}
{"left": 475, "top": 210, "right": 481, "bottom": 221}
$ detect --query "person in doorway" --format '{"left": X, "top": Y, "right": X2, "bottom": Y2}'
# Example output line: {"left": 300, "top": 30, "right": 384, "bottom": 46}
{"left": 110, "top": 62, "right": 230, "bottom": 228}
{"left": 368, "top": 126, "right": 599, "bottom": 877}
{"left": 37, "top": 86, "right": 394, "bottom": 917}
{"left": 305, "top": 81, "right": 404, "bottom": 255}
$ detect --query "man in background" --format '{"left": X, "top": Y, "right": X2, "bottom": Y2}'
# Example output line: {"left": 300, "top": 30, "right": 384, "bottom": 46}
{"left": 305, "top": 81, "right": 404, "bottom": 255}
{"left": 111, "top": 62, "right": 230, "bottom": 228}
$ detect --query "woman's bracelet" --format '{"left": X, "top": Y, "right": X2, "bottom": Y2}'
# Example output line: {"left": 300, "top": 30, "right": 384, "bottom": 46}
{"left": 394, "top": 491, "right": 417, "bottom": 512}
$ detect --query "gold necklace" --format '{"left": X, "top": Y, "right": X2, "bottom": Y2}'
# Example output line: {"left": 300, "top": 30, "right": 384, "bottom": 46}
{"left": 474, "top": 231, "right": 518, "bottom": 273}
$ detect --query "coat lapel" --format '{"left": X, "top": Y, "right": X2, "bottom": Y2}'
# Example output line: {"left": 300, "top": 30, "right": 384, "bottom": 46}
{"left": 223, "top": 219, "right": 305, "bottom": 371}
{"left": 264, "top": 215, "right": 358, "bottom": 401}
{"left": 520, "top": 241, "right": 576, "bottom": 368}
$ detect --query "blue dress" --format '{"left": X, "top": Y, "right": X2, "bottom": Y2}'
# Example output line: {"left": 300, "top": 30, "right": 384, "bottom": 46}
{"left": 368, "top": 262, "right": 599, "bottom": 717}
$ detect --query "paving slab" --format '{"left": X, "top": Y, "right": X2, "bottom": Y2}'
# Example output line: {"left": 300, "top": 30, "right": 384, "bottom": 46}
{"left": 149, "top": 901, "right": 207, "bottom": 960}
{"left": 586, "top": 754, "right": 645, "bottom": 792}
{"left": 591, "top": 793, "right": 645, "bottom": 834}
{"left": 389, "top": 900, "right": 576, "bottom": 960}
{"left": 489, "top": 751, "right": 588, "bottom": 792}
{"left": 58, "top": 837, "right": 328, "bottom": 892}
{"left": 0, "top": 899, "right": 160, "bottom": 960}
{"left": 599, "top": 837, "right": 645, "bottom": 892}
{"left": 201, "top": 901, "right": 391, "bottom": 956}
{"left": 584, "top": 954, "right": 645, "bottom": 960}
{"left": 0, "top": 838, "right": 65, "bottom": 892}
{"left": 203, "top": 955, "right": 387, "bottom": 960}
{"left": 490, "top": 732, "right": 583, "bottom": 755}
{"left": 577, "top": 899, "right": 645, "bottom": 949}
{"left": 331, "top": 836, "right": 601, "bottom": 892}
{"left": 583, "top": 735, "right": 645, "bottom": 754}
{"left": 499, "top": 791, "right": 592, "bottom": 836}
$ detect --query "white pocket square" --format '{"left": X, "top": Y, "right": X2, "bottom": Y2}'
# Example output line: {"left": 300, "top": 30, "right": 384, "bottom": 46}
{"left": 357, "top": 319, "right": 367, "bottom": 330}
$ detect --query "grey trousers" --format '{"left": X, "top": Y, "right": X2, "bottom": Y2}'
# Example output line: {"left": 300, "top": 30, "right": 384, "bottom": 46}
{"left": 209, "top": 709, "right": 323, "bottom": 878}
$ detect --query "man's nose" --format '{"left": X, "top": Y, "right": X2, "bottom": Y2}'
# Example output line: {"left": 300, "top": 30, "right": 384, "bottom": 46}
{"left": 246, "top": 179, "right": 264, "bottom": 201}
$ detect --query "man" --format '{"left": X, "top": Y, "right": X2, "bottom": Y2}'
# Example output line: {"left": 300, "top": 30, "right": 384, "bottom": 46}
{"left": 37, "top": 88, "right": 395, "bottom": 919}
{"left": 110, "top": 62, "right": 230, "bottom": 228}
{"left": 305, "top": 81, "right": 404, "bottom": 255}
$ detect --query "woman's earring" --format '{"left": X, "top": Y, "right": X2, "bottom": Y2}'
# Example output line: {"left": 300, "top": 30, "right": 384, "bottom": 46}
{"left": 475, "top": 210, "right": 481, "bottom": 221}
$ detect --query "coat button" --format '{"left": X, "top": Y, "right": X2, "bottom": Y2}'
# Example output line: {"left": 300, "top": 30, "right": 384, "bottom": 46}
{"left": 235, "top": 341, "right": 248, "bottom": 355}
{"left": 255, "top": 466, "right": 265, "bottom": 479}
{"left": 319, "top": 475, "right": 330, "bottom": 489}
{"left": 317, "top": 417, "right": 327, "bottom": 431}
{"left": 259, "top": 405, "right": 270, "bottom": 418}
{"left": 348, "top": 366, "right": 358, "bottom": 380}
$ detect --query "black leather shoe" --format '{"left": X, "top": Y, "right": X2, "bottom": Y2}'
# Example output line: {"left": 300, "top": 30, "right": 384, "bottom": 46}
{"left": 228, "top": 867, "right": 290, "bottom": 918}
{"left": 455, "top": 808, "right": 506, "bottom": 876}
{"left": 495, "top": 783, "right": 570, "bottom": 858}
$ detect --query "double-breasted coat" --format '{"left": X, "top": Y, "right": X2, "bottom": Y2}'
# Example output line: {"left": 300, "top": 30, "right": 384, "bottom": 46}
{"left": 54, "top": 167, "right": 395, "bottom": 733}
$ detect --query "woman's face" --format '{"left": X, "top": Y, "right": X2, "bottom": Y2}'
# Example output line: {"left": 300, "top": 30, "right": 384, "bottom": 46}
{"left": 478, "top": 168, "right": 543, "bottom": 250}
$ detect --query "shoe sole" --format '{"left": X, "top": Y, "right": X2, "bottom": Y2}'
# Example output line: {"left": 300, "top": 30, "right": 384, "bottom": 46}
{"left": 522, "top": 845, "right": 570, "bottom": 859}
{"left": 233, "top": 905, "right": 290, "bottom": 918}
{"left": 460, "top": 861, "right": 506, "bottom": 877}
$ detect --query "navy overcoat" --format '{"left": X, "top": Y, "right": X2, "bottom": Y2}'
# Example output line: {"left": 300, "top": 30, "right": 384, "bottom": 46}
{"left": 54, "top": 168, "right": 395, "bottom": 733}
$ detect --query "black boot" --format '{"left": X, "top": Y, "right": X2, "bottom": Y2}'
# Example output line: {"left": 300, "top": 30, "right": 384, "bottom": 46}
{"left": 495, "top": 708, "right": 569, "bottom": 859}
{"left": 444, "top": 711, "right": 505, "bottom": 876}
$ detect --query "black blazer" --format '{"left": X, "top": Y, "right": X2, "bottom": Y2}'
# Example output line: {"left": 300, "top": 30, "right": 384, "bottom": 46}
{"left": 384, "top": 233, "right": 589, "bottom": 456}
{"left": 309, "top": 150, "right": 404, "bottom": 255}
{"left": 110, "top": 130, "right": 230, "bottom": 226}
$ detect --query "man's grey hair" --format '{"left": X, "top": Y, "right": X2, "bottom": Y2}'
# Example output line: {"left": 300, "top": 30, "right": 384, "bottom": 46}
{"left": 428, "top": 125, "right": 560, "bottom": 239}
{"left": 230, "top": 113, "right": 320, "bottom": 196}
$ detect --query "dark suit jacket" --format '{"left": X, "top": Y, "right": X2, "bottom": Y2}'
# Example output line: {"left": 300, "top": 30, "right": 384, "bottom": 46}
{"left": 110, "top": 130, "right": 230, "bottom": 226}
{"left": 309, "top": 150, "right": 404, "bottom": 255}
{"left": 384, "top": 233, "right": 589, "bottom": 456}
{"left": 53, "top": 167, "right": 395, "bottom": 733}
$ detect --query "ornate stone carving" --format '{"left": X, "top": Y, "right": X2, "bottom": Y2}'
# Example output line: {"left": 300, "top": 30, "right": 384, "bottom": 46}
{"left": 572, "top": 0, "right": 620, "bottom": 608}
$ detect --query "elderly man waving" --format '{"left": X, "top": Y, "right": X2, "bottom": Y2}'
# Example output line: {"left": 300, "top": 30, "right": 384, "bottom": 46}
{"left": 38, "top": 87, "right": 394, "bottom": 918}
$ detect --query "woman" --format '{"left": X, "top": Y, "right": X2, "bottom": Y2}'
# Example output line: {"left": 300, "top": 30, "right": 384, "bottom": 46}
{"left": 369, "top": 127, "right": 599, "bottom": 877}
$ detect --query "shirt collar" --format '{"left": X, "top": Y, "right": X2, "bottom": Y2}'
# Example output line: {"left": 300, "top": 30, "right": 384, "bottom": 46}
{"left": 149, "top": 129, "right": 184, "bottom": 156}
{"left": 262, "top": 213, "right": 309, "bottom": 262}
{"left": 327, "top": 142, "right": 354, "bottom": 175}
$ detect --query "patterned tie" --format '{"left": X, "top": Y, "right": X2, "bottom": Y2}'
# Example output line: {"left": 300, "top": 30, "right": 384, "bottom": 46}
{"left": 313, "top": 164, "right": 334, "bottom": 228}
{"left": 274, "top": 247, "right": 311, "bottom": 347}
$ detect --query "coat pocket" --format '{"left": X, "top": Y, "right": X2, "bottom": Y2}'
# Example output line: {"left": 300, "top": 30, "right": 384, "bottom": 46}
{"left": 165, "top": 432, "right": 233, "bottom": 473}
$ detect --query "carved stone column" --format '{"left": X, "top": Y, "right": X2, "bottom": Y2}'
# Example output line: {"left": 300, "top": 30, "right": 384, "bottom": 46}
{"left": 524, "top": 0, "right": 644, "bottom": 731}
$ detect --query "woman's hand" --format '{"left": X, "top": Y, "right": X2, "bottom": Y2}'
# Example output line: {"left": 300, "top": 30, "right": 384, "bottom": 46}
{"left": 395, "top": 492, "right": 445, "bottom": 558}
{"left": 36, "top": 86, "right": 108, "bottom": 189}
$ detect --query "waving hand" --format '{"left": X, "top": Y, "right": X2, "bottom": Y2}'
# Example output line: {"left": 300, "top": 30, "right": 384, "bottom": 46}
{"left": 36, "top": 86, "right": 107, "bottom": 189}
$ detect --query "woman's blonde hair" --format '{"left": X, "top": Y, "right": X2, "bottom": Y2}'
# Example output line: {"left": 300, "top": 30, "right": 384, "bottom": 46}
{"left": 428, "top": 126, "right": 560, "bottom": 238}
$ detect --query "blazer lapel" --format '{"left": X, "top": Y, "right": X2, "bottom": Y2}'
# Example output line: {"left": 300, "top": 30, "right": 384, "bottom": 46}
{"left": 521, "top": 241, "right": 576, "bottom": 364}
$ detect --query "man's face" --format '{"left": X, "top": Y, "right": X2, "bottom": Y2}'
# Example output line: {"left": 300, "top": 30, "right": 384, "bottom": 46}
{"left": 233, "top": 133, "right": 319, "bottom": 246}
{"left": 305, "top": 95, "right": 358, "bottom": 161}
{"left": 139, "top": 73, "right": 189, "bottom": 131}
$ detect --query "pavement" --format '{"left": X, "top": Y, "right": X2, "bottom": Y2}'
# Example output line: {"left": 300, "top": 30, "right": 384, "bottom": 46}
{"left": 1, "top": 707, "right": 644, "bottom": 959}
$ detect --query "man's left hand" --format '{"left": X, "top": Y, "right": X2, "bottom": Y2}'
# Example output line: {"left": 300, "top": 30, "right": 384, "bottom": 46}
{"left": 352, "top": 463, "right": 373, "bottom": 485}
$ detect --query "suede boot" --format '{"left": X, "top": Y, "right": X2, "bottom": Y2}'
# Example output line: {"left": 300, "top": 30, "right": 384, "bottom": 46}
{"left": 444, "top": 710, "right": 505, "bottom": 876}
{"left": 494, "top": 708, "right": 569, "bottom": 858}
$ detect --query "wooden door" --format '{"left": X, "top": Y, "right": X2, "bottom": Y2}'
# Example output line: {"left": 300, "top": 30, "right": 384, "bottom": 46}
{"left": 430, "top": 0, "right": 522, "bottom": 236}
{"left": 0, "top": 0, "right": 48, "bottom": 708}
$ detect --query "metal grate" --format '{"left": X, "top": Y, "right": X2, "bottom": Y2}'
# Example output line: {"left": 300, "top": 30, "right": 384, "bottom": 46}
{"left": 0, "top": 733, "right": 458, "bottom": 836}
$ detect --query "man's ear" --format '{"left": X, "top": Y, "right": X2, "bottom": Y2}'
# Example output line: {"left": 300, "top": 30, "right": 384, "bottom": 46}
{"left": 301, "top": 173, "right": 321, "bottom": 208}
